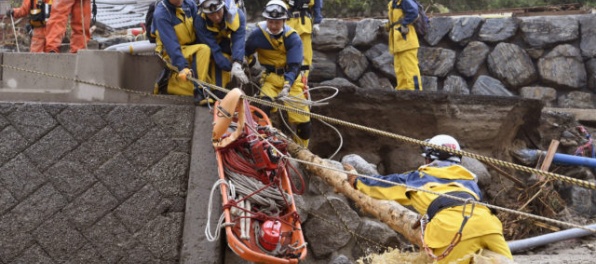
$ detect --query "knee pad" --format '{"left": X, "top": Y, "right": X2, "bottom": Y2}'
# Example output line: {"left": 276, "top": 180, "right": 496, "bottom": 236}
{"left": 258, "top": 96, "right": 274, "bottom": 117}
{"left": 296, "top": 121, "right": 312, "bottom": 140}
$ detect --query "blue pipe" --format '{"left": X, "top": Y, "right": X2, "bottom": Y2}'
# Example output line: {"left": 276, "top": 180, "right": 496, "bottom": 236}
{"left": 527, "top": 149, "right": 596, "bottom": 168}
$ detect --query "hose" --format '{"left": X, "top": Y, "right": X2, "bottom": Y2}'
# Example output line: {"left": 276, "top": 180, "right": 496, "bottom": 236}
{"left": 508, "top": 223, "right": 596, "bottom": 253}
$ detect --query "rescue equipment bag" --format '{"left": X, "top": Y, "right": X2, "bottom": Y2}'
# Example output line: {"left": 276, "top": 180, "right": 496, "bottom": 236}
{"left": 413, "top": 0, "right": 430, "bottom": 37}
{"left": 29, "top": 0, "right": 50, "bottom": 28}
{"left": 145, "top": 0, "right": 162, "bottom": 43}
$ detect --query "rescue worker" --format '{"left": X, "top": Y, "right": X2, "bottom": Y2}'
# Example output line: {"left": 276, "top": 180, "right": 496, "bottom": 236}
{"left": 195, "top": 0, "right": 249, "bottom": 99}
{"left": 245, "top": 0, "right": 311, "bottom": 148}
{"left": 151, "top": 0, "right": 212, "bottom": 104}
{"left": 387, "top": 0, "right": 423, "bottom": 90}
{"left": 6, "top": 0, "right": 51, "bottom": 52}
{"left": 283, "top": 0, "right": 323, "bottom": 82}
{"left": 345, "top": 135, "right": 513, "bottom": 263}
{"left": 44, "top": 0, "right": 90, "bottom": 53}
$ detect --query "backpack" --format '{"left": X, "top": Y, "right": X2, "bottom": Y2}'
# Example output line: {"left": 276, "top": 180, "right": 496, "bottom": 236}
{"left": 413, "top": 0, "right": 430, "bottom": 37}
{"left": 145, "top": 0, "right": 161, "bottom": 43}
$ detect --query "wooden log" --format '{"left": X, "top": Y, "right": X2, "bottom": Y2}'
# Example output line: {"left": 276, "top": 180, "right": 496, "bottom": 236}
{"left": 287, "top": 142, "right": 423, "bottom": 247}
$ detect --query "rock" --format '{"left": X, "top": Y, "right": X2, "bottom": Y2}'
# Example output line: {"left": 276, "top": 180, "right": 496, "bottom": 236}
{"left": 310, "top": 51, "right": 338, "bottom": 83}
{"left": 487, "top": 43, "right": 537, "bottom": 89}
{"left": 419, "top": 47, "right": 456, "bottom": 77}
{"left": 303, "top": 195, "right": 361, "bottom": 258}
{"left": 471, "top": 75, "right": 512, "bottom": 96}
{"left": 352, "top": 18, "right": 384, "bottom": 48}
{"left": 313, "top": 19, "right": 349, "bottom": 51}
{"left": 443, "top": 75, "right": 469, "bottom": 95}
{"left": 579, "top": 15, "right": 596, "bottom": 58}
{"left": 340, "top": 154, "right": 379, "bottom": 176}
{"left": 449, "top": 17, "right": 483, "bottom": 46}
{"left": 478, "top": 17, "right": 518, "bottom": 43}
{"left": 557, "top": 91, "right": 595, "bottom": 109}
{"left": 457, "top": 41, "right": 490, "bottom": 77}
{"left": 422, "top": 76, "right": 438, "bottom": 92}
{"left": 519, "top": 86, "right": 557, "bottom": 107}
{"left": 338, "top": 46, "right": 369, "bottom": 82}
{"left": 425, "top": 17, "right": 453, "bottom": 46}
{"left": 519, "top": 16, "right": 579, "bottom": 48}
{"left": 538, "top": 44, "right": 587, "bottom": 90}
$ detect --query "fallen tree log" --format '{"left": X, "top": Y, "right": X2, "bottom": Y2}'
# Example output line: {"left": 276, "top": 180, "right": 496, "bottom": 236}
{"left": 287, "top": 142, "right": 514, "bottom": 263}
{"left": 287, "top": 142, "right": 423, "bottom": 247}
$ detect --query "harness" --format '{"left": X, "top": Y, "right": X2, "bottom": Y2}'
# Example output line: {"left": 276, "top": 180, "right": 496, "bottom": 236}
{"left": 257, "top": 22, "right": 299, "bottom": 75}
{"left": 287, "top": 0, "right": 312, "bottom": 24}
{"left": 426, "top": 191, "right": 476, "bottom": 220}
{"left": 263, "top": 65, "right": 287, "bottom": 75}
{"left": 420, "top": 191, "right": 477, "bottom": 261}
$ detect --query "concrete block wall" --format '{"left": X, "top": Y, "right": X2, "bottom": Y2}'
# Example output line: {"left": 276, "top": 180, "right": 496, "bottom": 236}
{"left": 0, "top": 51, "right": 167, "bottom": 104}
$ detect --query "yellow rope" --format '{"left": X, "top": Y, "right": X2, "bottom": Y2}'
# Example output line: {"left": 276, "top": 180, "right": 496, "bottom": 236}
{"left": 0, "top": 64, "right": 192, "bottom": 104}
{"left": 4, "top": 63, "right": 596, "bottom": 233}
{"left": 286, "top": 155, "right": 596, "bottom": 233}
{"left": 4, "top": 62, "right": 594, "bottom": 190}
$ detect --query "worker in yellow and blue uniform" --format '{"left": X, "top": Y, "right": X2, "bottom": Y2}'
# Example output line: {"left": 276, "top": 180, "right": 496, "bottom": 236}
{"left": 195, "top": 0, "right": 249, "bottom": 100}
{"left": 152, "top": 0, "right": 211, "bottom": 104}
{"left": 283, "top": 0, "right": 323, "bottom": 82}
{"left": 388, "top": 0, "right": 422, "bottom": 90}
{"left": 346, "top": 135, "right": 512, "bottom": 263}
{"left": 245, "top": 0, "right": 311, "bottom": 148}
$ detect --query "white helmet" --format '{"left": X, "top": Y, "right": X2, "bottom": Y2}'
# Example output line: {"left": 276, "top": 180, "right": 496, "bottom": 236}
{"left": 262, "top": 0, "right": 288, "bottom": 20}
{"left": 199, "top": 0, "right": 225, "bottom": 14}
{"left": 421, "top": 134, "right": 462, "bottom": 163}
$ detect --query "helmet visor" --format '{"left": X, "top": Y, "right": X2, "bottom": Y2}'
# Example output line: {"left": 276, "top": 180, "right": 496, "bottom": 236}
{"left": 202, "top": 0, "right": 224, "bottom": 14}
{"left": 263, "top": 4, "right": 287, "bottom": 19}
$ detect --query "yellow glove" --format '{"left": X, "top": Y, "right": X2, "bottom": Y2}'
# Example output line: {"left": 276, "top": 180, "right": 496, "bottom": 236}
{"left": 177, "top": 68, "right": 192, "bottom": 82}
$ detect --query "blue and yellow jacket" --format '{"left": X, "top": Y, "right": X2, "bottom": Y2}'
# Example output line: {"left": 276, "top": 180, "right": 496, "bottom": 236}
{"left": 194, "top": 3, "right": 246, "bottom": 71}
{"left": 388, "top": 0, "right": 420, "bottom": 53}
{"left": 152, "top": 0, "right": 198, "bottom": 71}
{"left": 245, "top": 22, "right": 303, "bottom": 85}
{"left": 356, "top": 160, "right": 504, "bottom": 248}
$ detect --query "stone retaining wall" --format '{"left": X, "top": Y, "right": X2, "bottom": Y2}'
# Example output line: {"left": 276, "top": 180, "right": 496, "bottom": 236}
{"left": 304, "top": 14, "right": 596, "bottom": 108}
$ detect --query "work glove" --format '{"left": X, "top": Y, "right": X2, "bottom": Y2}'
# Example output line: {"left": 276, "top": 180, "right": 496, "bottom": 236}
{"left": 5, "top": 9, "right": 13, "bottom": 17}
{"left": 343, "top": 163, "right": 358, "bottom": 189}
{"left": 312, "top": 24, "right": 320, "bottom": 35}
{"left": 383, "top": 22, "right": 391, "bottom": 32}
{"left": 177, "top": 68, "right": 192, "bottom": 82}
{"left": 399, "top": 24, "right": 409, "bottom": 35}
{"left": 277, "top": 82, "right": 291, "bottom": 99}
{"left": 230, "top": 61, "right": 249, "bottom": 84}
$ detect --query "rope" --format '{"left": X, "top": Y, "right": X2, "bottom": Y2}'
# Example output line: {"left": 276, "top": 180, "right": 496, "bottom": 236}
{"left": 0, "top": 64, "right": 193, "bottom": 104}
{"left": 285, "top": 154, "right": 596, "bottom": 233}
{"left": 81, "top": 0, "right": 87, "bottom": 50}
{"left": 205, "top": 178, "right": 234, "bottom": 242}
{"left": 5, "top": 60, "right": 596, "bottom": 234}
{"left": 228, "top": 92, "right": 596, "bottom": 190}
{"left": 10, "top": 15, "right": 19, "bottom": 52}
{"left": 225, "top": 167, "right": 292, "bottom": 214}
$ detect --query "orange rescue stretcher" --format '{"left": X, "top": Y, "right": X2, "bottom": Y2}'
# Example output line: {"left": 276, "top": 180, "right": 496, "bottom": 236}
{"left": 211, "top": 88, "right": 307, "bottom": 263}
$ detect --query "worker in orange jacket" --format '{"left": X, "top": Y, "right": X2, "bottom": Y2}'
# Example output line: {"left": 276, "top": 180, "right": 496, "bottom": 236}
{"left": 6, "top": 0, "right": 52, "bottom": 52}
{"left": 44, "top": 0, "right": 91, "bottom": 53}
